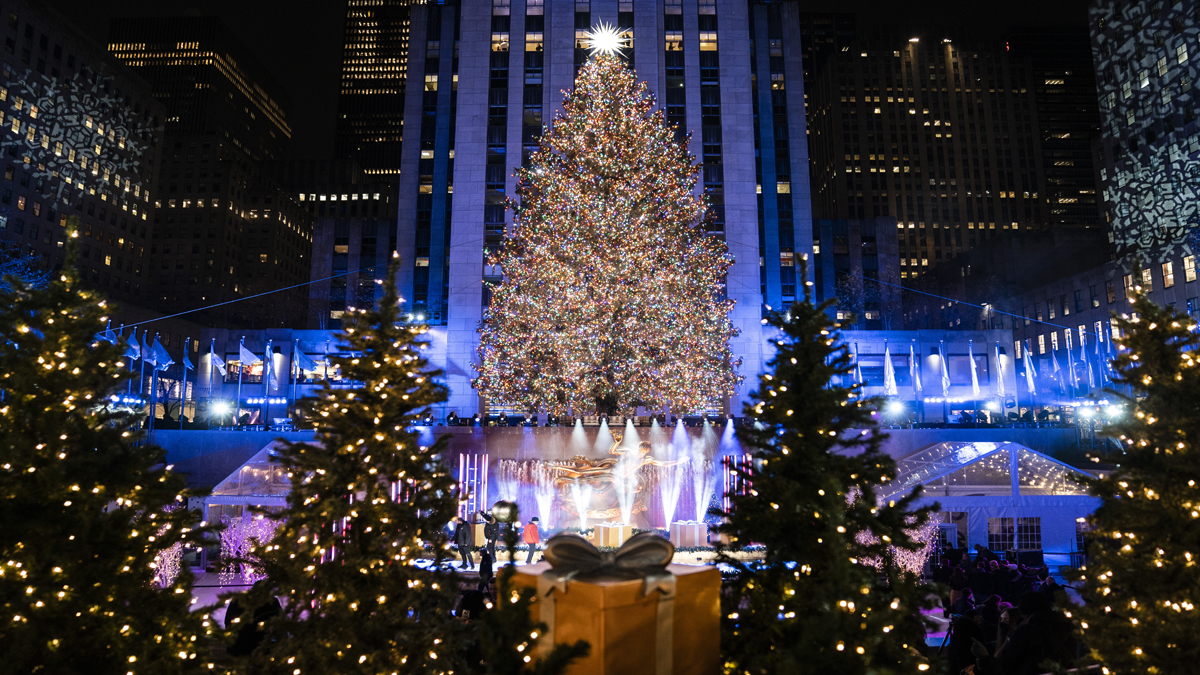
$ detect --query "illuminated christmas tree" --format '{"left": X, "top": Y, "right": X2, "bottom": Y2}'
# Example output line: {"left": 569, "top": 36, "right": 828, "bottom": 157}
{"left": 0, "top": 218, "right": 214, "bottom": 673}
{"left": 1068, "top": 290, "right": 1200, "bottom": 674}
{"left": 244, "top": 254, "right": 465, "bottom": 673}
{"left": 475, "top": 43, "right": 740, "bottom": 416}
{"left": 715, "top": 272, "right": 936, "bottom": 674}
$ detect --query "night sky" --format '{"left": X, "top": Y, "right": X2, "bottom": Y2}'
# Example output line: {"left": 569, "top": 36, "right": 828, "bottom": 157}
{"left": 45, "top": 0, "right": 1091, "bottom": 160}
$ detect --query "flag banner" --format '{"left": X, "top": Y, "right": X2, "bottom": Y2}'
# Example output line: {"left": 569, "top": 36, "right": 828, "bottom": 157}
{"left": 883, "top": 343, "right": 898, "bottom": 397}
{"left": 910, "top": 343, "right": 923, "bottom": 393}
{"left": 140, "top": 332, "right": 151, "bottom": 364}
{"left": 239, "top": 344, "right": 263, "bottom": 366}
{"left": 1051, "top": 349, "right": 1063, "bottom": 393}
{"left": 995, "top": 342, "right": 1006, "bottom": 398}
{"left": 183, "top": 350, "right": 194, "bottom": 372}
{"left": 125, "top": 330, "right": 141, "bottom": 360}
{"left": 1082, "top": 334, "right": 1094, "bottom": 389}
{"left": 938, "top": 343, "right": 950, "bottom": 396}
{"left": 968, "top": 341, "right": 981, "bottom": 398}
{"left": 1023, "top": 340, "right": 1037, "bottom": 395}
{"left": 212, "top": 352, "right": 227, "bottom": 378}
{"left": 95, "top": 325, "right": 118, "bottom": 345}
{"left": 151, "top": 338, "right": 174, "bottom": 372}
{"left": 263, "top": 342, "right": 278, "bottom": 391}
{"left": 294, "top": 350, "right": 318, "bottom": 372}
{"left": 852, "top": 343, "right": 863, "bottom": 392}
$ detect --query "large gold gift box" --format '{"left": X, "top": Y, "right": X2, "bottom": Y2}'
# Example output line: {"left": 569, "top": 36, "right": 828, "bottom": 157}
{"left": 510, "top": 562, "right": 720, "bottom": 675}
{"left": 592, "top": 523, "right": 633, "bottom": 548}
{"left": 473, "top": 522, "right": 487, "bottom": 547}
{"left": 668, "top": 522, "right": 707, "bottom": 549}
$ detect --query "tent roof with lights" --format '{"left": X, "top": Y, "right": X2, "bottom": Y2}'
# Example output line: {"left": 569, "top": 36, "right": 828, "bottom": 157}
{"left": 883, "top": 441, "right": 1101, "bottom": 559}
{"left": 882, "top": 441, "right": 1093, "bottom": 500}
{"left": 205, "top": 441, "right": 291, "bottom": 509}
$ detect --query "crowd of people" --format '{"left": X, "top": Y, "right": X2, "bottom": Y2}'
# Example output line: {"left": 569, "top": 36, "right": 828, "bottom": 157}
{"left": 447, "top": 510, "right": 547, "bottom": 622}
{"left": 450, "top": 511, "right": 544, "bottom": 574}
{"left": 932, "top": 546, "right": 1078, "bottom": 675}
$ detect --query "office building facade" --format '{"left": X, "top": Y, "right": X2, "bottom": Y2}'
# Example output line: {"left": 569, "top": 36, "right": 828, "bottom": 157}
{"left": 1007, "top": 27, "right": 1104, "bottom": 233}
{"left": 812, "top": 217, "right": 902, "bottom": 329}
{"left": 1089, "top": 0, "right": 1200, "bottom": 261}
{"left": 108, "top": 18, "right": 312, "bottom": 326}
{"left": 268, "top": 159, "right": 399, "bottom": 329}
{"left": 389, "top": 0, "right": 814, "bottom": 416}
{"left": 0, "top": 0, "right": 162, "bottom": 303}
{"left": 336, "top": 0, "right": 417, "bottom": 175}
{"left": 809, "top": 30, "right": 1049, "bottom": 277}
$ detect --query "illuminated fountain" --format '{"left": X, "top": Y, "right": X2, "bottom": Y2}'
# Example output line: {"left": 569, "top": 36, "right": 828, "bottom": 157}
{"left": 488, "top": 422, "right": 723, "bottom": 530}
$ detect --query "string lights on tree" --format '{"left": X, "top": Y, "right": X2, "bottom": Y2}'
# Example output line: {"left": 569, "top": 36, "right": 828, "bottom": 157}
{"left": 715, "top": 264, "right": 936, "bottom": 674}
{"left": 241, "top": 254, "right": 467, "bottom": 672}
{"left": 1067, "top": 288, "right": 1200, "bottom": 674}
{"left": 474, "top": 49, "right": 740, "bottom": 416}
{"left": 0, "top": 217, "right": 214, "bottom": 673}
{"left": 243, "top": 255, "right": 584, "bottom": 674}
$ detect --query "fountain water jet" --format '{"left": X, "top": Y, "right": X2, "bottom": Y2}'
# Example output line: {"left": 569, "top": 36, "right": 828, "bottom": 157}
{"left": 651, "top": 419, "right": 687, "bottom": 527}
{"left": 496, "top": 459, "right": 520, "bottom": 503}
{"left": 613, "top": 420, "right": 642, "bottom": 524}
{"left": 690, "top": 422, "right": 719, "bottom": 522}
{"left": 570, "top": 483, "right": 594, "bottom": 532}
{"left": 530, "top": 462, "right": 558, "bottom": 528}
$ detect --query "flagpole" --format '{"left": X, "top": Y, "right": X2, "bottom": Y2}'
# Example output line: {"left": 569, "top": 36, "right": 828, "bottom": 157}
{"left": 208, "top": 338, "right": 216, "bottom": 427}
{"left": 149, "top": 333, "right": 159, "bottom": 442}
{"left": 127, "top": 327, "right": 135, "bottom": 396}
{"left": 181, "top": 337, "right": 190, "bottom": 430}
{"left": 291, "top": 339, "right": 298, "bottom": 421}
{"left": 263, "top": 339, "right": 272, "bottom": 426}
{"left": 1005, "top": 341, "right": 1016, "bottom": 423}
{"left": 236, "top": 336, "right": 245, "bottom": 427}
{"left": 138, "top": 330, "right": 147, "bottom": 401}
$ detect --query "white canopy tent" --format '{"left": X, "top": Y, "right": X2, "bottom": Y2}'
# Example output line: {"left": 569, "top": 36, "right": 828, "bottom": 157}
{"left": 882, "top": 441, "right": 1100, "bottom": 562}
{"left": 203, "top": 441, "right": 292, "bottom": 521}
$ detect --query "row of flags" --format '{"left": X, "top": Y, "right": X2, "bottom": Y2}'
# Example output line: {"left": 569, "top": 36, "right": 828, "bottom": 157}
{"left": 854, "top": 335, "right": 1116, "bottom": 400}
{"left": 95, "top": 324, "right": 189, "bottom": 373}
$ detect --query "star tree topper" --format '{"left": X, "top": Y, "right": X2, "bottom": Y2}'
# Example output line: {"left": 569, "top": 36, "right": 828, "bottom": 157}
{"left": 585, "top": 22, "right": 629, "bottom": 56}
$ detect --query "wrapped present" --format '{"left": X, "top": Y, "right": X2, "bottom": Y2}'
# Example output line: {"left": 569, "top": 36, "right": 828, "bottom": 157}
{"left": 593, "top": 522, "right": 633, "bottom": 548}
{"left": 668, "top": 521, "right": 707, "bottom": 549}
{"left": 510, "top": 533, "right": 720, "bottom": 675}
{"left": 473, "top": 522, "right": 487, "bottom": 547}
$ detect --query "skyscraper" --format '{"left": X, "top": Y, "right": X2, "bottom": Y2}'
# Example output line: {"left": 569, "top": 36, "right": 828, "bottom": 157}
{"left": 0, "top": 0, "right": 162, "bottom": 304}
{"left": 267, "top": 159, "right": 399, "bottom": 329}
{"left": 809, "top": 30, "right": 1049, "bottom": 278}
{"left": 1007, "top": 27, "right": 1103, "bottom": 233}
{"left": 108, "top": 18, "right": 312, "bottom": 326}
{"left": 393, "top": 0, "right": 814, "bottom": 417}
{"left": 335, "top": 0, "right": 418, "bottom": 175}
{"left": 1090, "top": 0, "right": 1200, "bottom": 261}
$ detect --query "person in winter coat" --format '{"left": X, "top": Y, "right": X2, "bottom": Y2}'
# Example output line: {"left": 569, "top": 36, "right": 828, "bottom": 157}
{"left": 479, "top": 510, "right": 500, "bottom": 558}
{"left": 972, "top": 592, "right": 1077, "bottom": 675}
{"left": 951, "top": 587, "right": 976, "bottom": 615}
{"left": 946, "top": 610, "right": 987, "bottom": 675}
{"left": 969, "top": 560, "right": 994, "bottom": 600}
{"left": 454, "top": 516, "right": 475, "bottom": 570}
{"left": 949, "top": 567, "right": 969, "bottom": 608}
{"left": 522, "top": 517, "right": 541, "bottom": 564}
{"left": 224, "top": 580, "right": 281, "bottom": 657}
{"left": 478, "top": 548, "right": 494, "bottom": 583}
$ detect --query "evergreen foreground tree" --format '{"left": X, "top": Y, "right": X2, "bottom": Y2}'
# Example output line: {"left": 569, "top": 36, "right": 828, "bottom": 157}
{"left": 716, "top": 282, "right": 936, "bottom": 675}
{"left": 1068, "top": 291, "right": 1200, "bottom": 674}
{"left": 474, "top": 48, "right": 739, "bottom": 415}
{"left": 249, "top": 258, "right": 585, "bottom": 675}
{"left": 0, "top": 222, "right": 214, "bottom": 673}
{"left": 247, "top": 257, "right": 466, "bottom": 673}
